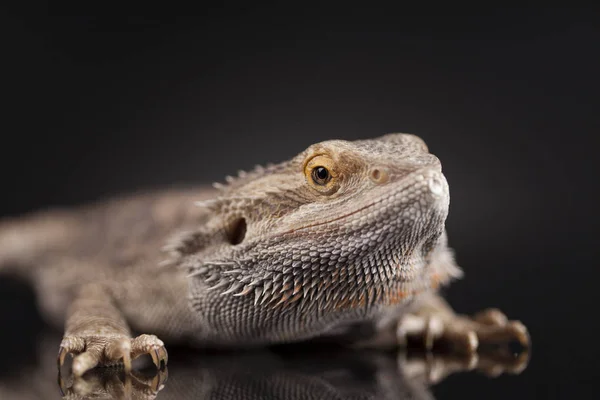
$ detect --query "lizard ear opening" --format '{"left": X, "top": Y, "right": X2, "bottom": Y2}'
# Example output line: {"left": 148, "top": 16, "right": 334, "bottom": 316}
{"left": 227, "top": 217, "right": 247, "bottom": 245}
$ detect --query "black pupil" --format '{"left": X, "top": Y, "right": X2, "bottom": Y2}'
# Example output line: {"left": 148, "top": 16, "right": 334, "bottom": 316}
{"left": 315, "top": 167, "right": 329, "bottom": 181}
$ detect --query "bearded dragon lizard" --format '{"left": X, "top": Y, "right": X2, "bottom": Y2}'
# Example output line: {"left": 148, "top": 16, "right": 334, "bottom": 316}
{"left": 0, "top": 133, "right": 529, "bottom": 377}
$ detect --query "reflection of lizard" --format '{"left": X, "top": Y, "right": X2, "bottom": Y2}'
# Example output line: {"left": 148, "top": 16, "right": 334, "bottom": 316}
{"left": 0, "top": 133, "right": 529, "bottom": 377}
{"left": 0, "top": 330, "right": 528, "bottom": 399}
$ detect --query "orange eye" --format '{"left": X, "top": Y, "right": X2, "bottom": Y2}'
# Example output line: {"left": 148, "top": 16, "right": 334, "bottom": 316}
{"left": 304, "top": 154, "right": 339, "bottom": 194}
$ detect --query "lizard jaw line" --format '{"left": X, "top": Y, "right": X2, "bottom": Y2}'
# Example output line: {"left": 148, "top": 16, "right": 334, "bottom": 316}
{"left": 282, "top": 169, "right": 447, "bottom": 234}
{"left": 283, "top": 200, "right": 378, "bottom": 235}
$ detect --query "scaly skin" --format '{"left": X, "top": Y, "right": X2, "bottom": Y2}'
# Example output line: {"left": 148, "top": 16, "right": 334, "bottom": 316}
{"left": 0, "top": 133, "right": 529, "bottom": 377}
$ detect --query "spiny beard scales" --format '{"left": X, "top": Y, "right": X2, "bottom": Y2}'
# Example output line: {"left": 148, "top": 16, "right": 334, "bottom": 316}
{"left": 183, "top": 214, "right": 445, "bottom": 314}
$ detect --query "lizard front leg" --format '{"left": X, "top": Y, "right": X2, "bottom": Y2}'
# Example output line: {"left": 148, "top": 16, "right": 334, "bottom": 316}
{"left": 58, "top": 284, "right": 168, "bottom": 377}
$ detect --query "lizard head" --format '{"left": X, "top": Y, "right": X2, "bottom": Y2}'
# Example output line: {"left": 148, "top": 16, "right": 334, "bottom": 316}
{"left": 172, "top": 133, "right": 458, "bottom": 342}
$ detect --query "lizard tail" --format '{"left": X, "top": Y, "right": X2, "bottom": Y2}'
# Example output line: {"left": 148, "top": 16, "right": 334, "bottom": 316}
{"left": 0, "top": 218, "right": 35, "bottom": 278}
{"left": 0, "top": 211, "right": 72, "bottom": 279}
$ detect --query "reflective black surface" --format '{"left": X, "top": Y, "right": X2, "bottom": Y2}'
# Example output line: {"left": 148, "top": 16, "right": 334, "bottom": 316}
{"left": 3, "top": 327, "right": 532, "bottom": 400}
{"left": 1, "top": 6, "right": 598, "bottom": 399}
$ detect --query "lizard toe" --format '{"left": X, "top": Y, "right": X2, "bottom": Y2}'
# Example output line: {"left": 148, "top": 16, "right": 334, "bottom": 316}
{"left": 396, "top": 309, "right": 529, "bottom": 353}
{"left": 131, "top": 334, "right": 168, "bottom": 370}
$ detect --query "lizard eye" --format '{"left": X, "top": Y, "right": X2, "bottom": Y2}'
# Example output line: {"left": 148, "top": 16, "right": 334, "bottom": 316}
{"left": 304, "top": 154, "right": 339, "bottom": 194}
{"left": 311, "top": 166, "right": 331, "bottom": 185}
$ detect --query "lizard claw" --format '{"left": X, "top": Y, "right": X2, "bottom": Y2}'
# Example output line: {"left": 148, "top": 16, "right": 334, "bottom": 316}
{"left": 57, "top": 346, "right": 68, "bottom": 369}
{"left": 150, "top": 345, "right": 168, "bottom": 369}
{"left": 131, "top": 367, "right": 169, "bottom": 392}
{"left": 132, "top": 334, "right": 169, "bottom": 370}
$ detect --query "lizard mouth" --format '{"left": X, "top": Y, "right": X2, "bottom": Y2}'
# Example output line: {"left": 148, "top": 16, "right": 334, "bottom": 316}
{"left": 283, "top": 201, "right": 377, "bottom": 234}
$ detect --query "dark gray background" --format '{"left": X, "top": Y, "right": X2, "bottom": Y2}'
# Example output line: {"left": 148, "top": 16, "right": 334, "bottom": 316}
{"left": 1, "top": 7, "right": 598, "bottom": 399}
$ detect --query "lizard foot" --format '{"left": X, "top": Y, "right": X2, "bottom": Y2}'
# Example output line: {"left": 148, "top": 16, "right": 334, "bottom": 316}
{"left": 58, "top": 334, "right": 168, "bottom": 377}
{"left": 397, "top": 307, "right": 530, "bottom": 353}
{"left": 58, "top": 364, "right": 168, "bottom": 399}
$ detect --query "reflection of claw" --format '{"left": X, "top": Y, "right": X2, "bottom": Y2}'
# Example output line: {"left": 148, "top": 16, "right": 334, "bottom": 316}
{"left": 400, "top": 346, "right": 530, "bottom": 384}
{"left": 131, "top": 367, "right": 169, "bottom": 392}
{"left": 476, "top": 346, "right": 530, "bottom": 377}
{"left": 57, "top": 368, "right": 69, "bottom": 396}
{"left": 57, "top": 363, "right": 168, "bottom": 398}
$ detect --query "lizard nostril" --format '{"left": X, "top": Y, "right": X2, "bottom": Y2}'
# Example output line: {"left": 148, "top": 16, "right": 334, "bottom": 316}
{"left": 369, "top": 168, "right": 389, "bottom": 184}
{"left": 428, "top": 175, "right": 446, "bottom": 197}
{"left": 227, "top": 217, "right": 247, "bottom": 245}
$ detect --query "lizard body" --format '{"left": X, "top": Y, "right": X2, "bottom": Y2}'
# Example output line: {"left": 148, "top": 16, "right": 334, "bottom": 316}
{"left": 0, "top": 133, "right": 528, "bottom": 376}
